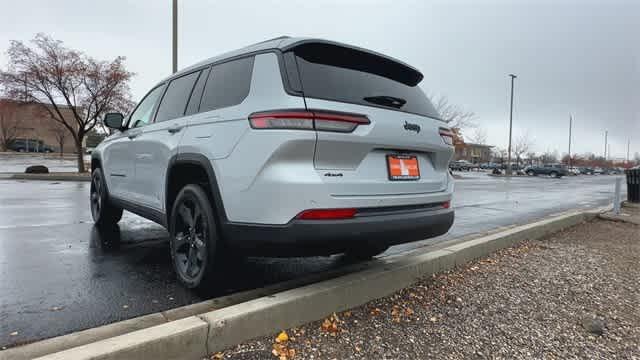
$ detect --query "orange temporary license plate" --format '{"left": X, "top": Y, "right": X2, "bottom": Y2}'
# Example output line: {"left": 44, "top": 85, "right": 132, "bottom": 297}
{"left": 386, "top": 154, "right": 420, "bottom": 181}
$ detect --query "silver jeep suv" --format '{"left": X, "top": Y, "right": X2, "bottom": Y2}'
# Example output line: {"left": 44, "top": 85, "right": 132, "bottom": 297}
{"left": 91, "top": 37, "right": 455, "bottom": 289}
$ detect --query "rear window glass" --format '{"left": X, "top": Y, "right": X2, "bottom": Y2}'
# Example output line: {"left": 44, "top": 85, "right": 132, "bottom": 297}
{"left": 290, "top": 44, "right": 440, "bottom": 119}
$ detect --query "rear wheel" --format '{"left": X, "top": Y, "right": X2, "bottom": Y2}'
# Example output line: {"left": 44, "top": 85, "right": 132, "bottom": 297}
{"left": 169, "top": 184, "right": 219, "bottom": 289}
{"left": 549, "top": 171, "right": 559, "bottom": 178}
{"left": 345, "top": 244, "right": 389, "bottom": 261}
{"left": 91, "top": 168, "right": 123, "bottom": 227}
{"left": 526, "top": 170, "right": 535, "bottom": 176}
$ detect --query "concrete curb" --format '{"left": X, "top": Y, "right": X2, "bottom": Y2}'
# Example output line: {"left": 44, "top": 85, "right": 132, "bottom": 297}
{"left": 4, "top": 173, "right": 90, "bottom": 182}
{"left": 5, "top": 207, "right": 604, "bottom": 360}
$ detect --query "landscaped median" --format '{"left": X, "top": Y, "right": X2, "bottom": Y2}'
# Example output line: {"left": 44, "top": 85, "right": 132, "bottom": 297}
{"left": 1, "top": 206, "right": 618, "bottom": 360}
{"left": 2, "top": 172, "right": 90, "bottom": 182}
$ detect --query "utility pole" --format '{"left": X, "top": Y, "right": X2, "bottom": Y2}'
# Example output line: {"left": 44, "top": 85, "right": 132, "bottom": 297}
{"left": 568, "top": 114, "right": 573, "bottom": 168}
{"left": 506, "top": 74, "right": 517, "bottom": 176}
{"left": 627, "top": 138, "right": 631, "bottom": 165}
{"left": 172, "top": 0, "right": 178, "bottom": 73}
{"left": 604, "top": 130, "right": 608, "bottom": 160}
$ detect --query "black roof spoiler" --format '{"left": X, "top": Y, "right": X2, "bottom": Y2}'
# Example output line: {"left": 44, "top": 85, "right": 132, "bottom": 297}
{"left": 281, "top": 39, "right": 424, "bottom": 86}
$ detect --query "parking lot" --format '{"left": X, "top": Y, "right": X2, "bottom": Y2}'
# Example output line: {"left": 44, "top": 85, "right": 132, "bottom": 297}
{"left": 0, "top": 174, "right": 625, "bottom": 348}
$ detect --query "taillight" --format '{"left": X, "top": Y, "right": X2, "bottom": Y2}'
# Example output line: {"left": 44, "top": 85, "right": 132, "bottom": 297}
{"left": 297, "top": 208, "right": 357, "bottom": 220}
{"left": 439, "top": 127, "right": 454, "bottom": 146}
{"left": 249, "top": 110, "right": 369, "bottom": 133}
{"left": 442, "top": 201, "right": 451, "bottom": 209}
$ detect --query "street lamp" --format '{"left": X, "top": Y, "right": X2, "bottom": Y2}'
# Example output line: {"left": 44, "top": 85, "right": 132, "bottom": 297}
{"left": 506, "top": 74, "right": 517, "bottom": 176}
{"left": 172, "top": 0, "right": 178, "bottom": 73}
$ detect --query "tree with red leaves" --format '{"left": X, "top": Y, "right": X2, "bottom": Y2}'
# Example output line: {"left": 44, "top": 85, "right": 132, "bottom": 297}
{"left": 0, "top": 33, "right": 134, "bottom": 172}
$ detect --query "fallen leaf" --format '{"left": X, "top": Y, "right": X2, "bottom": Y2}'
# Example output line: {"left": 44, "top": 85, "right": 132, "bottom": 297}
{"left": 211, "top": 352, "right": 224, "bottom": 359}
{"left": 276, "top": 331, "right": 289, "bottom": 343}
{"left": 430, "top": 316, "right": 437, "bottom": 322}
{"left": 355, "top": 346, "right": 361, "bottom": 352}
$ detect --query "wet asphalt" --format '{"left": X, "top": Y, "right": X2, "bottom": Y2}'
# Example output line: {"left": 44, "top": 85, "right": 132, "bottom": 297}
{"left": 0, "top": 173, "right": 624, "bottom": 348}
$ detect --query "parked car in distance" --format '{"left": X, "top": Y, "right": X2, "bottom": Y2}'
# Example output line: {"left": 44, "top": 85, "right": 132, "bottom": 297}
{"left": 579, "top": 167, "right": 595, "bottom": 175}
{"left": 524, "top": 164, "right": 569, "bottom": 177}
{"left": 480, "top": 163, "right": 499, "bottom": 170}
{"left": 567, "top": 167, "right": 581, "bottom": 176}
{"left": 449, "top": 160, "right": 473, "bottom": 171}
{"left": 91, "top": 37, "right": 456, "bottom": 289}
{"left": 8, "top": 138, "right": 54, "bottom": 153}
{"left": 499, "top": 163, "right": 524, "bottom": 171}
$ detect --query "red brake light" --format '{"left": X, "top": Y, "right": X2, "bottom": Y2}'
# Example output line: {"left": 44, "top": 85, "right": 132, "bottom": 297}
{"left": 439, "top": 127, "right": 454, "bottom": 146}
{"left": 442, "top": 201, "right": 451, "bottom": 209}
{"left": 297, "top": 208, "right": 357, "bottom": 220}
{"left": 249, "top": 110, "right": 369, "bottom": 132}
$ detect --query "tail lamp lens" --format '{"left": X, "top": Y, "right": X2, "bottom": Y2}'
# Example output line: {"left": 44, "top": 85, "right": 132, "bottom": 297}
{"left": 249, "top": 110, "right": 369, "bottom": 133}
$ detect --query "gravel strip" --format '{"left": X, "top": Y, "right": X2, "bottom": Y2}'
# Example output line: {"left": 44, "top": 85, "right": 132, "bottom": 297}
{"left": 211, "top": 219, "right": 639, "bottom": 359}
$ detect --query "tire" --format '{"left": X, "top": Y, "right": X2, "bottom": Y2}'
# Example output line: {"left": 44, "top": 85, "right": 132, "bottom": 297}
{"left": 526, "top": 170, "right": 535, "bottom": 176}
{"left": 90, "top": 168, "right": 123, "bottom": 227}
{"left": 345, "top": 244, "right": 389, "bottom": 261}
{"left": 169, "top": 184, "right": 219, "bottom": 289}
{"left": 549, "top": 171, "right": 558, "bottom": 178}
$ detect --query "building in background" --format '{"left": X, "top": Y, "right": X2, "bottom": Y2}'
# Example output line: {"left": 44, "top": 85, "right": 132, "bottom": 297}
{"left": 454, "top": 142, "right": 493, "bottom": 164}
{"left": 0, "top": 99, "right": 78, "bottom": 153}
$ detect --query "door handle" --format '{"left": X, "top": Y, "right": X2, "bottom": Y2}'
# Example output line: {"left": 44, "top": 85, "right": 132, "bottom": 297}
{"left": 167, "top": 124, "right": 183, "bottom": 134}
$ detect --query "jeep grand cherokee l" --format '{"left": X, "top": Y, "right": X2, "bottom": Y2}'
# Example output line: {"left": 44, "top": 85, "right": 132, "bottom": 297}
{"left": 91, "top": 37, "right": 455, "bottom": 289}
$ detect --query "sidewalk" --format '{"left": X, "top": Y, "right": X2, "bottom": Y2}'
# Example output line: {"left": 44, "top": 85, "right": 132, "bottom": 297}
{"left": 216, "top": 218, "right": 639, "bottom": 359}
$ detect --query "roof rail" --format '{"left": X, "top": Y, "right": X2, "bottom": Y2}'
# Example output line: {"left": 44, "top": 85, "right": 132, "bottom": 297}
{"left": 253, "top": 36, "right": 290, "bottom": 45}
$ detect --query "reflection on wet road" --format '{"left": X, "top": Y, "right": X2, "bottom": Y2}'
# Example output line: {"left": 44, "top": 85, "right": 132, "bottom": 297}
{"left": 0, "top": 174, "right": 622, "bottom": 347}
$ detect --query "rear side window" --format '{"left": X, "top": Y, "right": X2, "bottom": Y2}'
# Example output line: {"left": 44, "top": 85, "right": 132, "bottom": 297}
{"left": 155, "top": 71, "right": 200, "bottom": 123}
{"left": 185, "top": 67, "right": 210, "bottom": 116}
{"left": 200, "top": 56, "right": 254, "bottom": 113}
{"left": 289, "top": 44, "right": 440, "bottom": 119}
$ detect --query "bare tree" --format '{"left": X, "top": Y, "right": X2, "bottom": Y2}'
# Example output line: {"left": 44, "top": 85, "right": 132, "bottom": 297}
{"left": 513, "top": 132, "right": 533, "bottom": 166}
{"left": 0, "top": 99, "right": 22, "bottom": 151}
{"left": 525, "top": 151, "right": 538, "bottom": 166}
{"left": 467, "top": 127, "right": 488, "bottom": 145}
{"left": 430, "top": 94, "right": 477, "bottom": 134}
{"left": 49, "top": 121, "right": 68, "bottom": 156}
{"left": 540, "top": 150, "right": 559, "bottom": 164}
{"left": 493, "top": 147, "right": 508, "bottom": 164}
{"left": 0, "top": 34, "right": 134, "bottom": 172}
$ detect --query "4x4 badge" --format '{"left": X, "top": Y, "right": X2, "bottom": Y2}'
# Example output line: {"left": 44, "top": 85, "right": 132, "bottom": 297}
{"left": 403, "top": 121, "right": 421, "bottom": 133}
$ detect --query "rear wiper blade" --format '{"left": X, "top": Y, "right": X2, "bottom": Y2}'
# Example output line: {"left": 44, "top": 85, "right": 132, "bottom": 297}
{"left": 363, "top": 95, "right": 407, "bottom": 108}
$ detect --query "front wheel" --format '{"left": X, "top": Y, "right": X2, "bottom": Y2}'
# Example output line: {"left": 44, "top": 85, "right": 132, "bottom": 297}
{"left": 549, "top": 171, "right": 559, "bottom": 178}
{"left": 526, "top": 170, "right": 535, "bottom": 176}
{"left": 169, "top": 184, "right": 219, "bottom": 289}
{"left": 91, "top": 168, "right": 123, "bottom": 227}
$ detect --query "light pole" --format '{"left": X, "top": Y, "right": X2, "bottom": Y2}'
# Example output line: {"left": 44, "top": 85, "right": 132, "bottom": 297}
{"left": 172, "top": 0, "right": 178, "bottom": 73}
{"left": 604, "top": 130, "right": 608, "bottom": 161}
{"left": 627, "top": 138, "right": 631, "bottom": 165}
{"left": 506, "top": 74, "right": 517, "bottom": 176}
{"left": 568, "top": 114, "right": 573, "bottom": 169}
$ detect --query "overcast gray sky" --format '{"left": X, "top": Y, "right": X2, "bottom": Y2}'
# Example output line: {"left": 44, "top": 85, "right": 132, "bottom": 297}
{"left": 1, "top": 0, "right": 638, "bottom": 158}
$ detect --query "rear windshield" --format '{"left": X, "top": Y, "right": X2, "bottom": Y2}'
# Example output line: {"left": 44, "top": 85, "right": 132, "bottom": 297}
{"left": 289, "top": 43, "right": 440, "bottom": 119}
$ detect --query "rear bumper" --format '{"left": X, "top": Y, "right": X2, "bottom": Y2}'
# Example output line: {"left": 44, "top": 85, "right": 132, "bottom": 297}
{"left": 223, "top": 207, "right": 454, "bottom": 257}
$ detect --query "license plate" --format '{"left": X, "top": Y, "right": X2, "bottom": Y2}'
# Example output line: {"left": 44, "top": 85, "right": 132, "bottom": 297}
{"left": 386, "top": 154, "right": 420, "bottom": 181}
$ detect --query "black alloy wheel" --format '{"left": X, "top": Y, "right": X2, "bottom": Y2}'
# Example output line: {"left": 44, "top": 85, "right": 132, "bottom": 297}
{"left": 170, "top": 184, "right": 218, "bottom": 289}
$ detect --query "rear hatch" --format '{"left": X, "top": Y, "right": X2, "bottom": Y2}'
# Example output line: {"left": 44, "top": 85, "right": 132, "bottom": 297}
{"left": 285, "top": 42, "right": 453, "bottom": 196}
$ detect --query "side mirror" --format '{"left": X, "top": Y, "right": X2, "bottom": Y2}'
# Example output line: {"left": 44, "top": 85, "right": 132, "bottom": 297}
{"left": 104, "top": 112, "right": 124, "bottom": 130}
